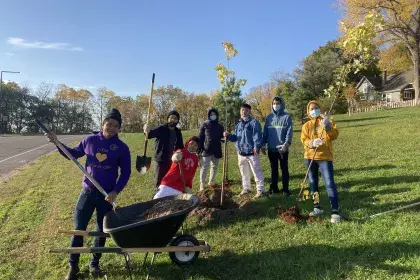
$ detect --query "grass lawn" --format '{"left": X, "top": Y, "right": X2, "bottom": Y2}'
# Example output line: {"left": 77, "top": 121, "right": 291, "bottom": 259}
{"left": 1, "top": 107, "right": 420, "bottom": 280}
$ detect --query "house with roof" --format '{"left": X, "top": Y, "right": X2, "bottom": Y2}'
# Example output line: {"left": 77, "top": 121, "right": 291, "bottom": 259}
{"left": 356, "top": 69, "right": 415, "bottom": 102}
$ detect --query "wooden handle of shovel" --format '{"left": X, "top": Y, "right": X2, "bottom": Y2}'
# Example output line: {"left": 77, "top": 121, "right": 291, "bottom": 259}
{"left": 143, "top": 73, "right": 155, "bottom": 157}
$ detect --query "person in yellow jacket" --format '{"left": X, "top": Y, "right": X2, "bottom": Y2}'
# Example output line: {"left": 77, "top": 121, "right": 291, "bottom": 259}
{"left": 301, "top": 100, "right": 340, "bottom": 223}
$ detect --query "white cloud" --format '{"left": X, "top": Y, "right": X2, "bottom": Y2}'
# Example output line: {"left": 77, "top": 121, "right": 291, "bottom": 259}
{"left": 6, "top": 37, "right": 84, "bottom": 52}
{"left": 4, "top": 52, "right": 15, "bottom": 56}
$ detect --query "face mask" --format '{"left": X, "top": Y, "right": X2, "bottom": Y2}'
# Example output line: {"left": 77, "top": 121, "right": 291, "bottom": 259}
{"left": 210, "top": 115, "right": 217, "bottom": 121}
{"left": 309, "top": 109, "right": 321, "bottom": 118}
{"left": 273, "top": 105, "right": 281, "bottom": 111}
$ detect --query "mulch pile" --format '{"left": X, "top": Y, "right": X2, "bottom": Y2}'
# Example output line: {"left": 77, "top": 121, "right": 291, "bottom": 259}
{"left": 142, "top": 199, "right": 193, "bottom": 220}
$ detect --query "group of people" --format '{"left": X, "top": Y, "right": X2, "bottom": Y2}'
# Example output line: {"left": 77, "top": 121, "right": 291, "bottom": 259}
{"left": 45, "top": 97, "right": 341, "bottom": 280}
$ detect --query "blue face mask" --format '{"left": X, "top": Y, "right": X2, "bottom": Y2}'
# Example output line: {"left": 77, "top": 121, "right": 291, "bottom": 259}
{"left": 210, "top": 115, "right": 217, "bottom": 121}
{"left": 309, "top": 109, "right": 321, "bottom": 118}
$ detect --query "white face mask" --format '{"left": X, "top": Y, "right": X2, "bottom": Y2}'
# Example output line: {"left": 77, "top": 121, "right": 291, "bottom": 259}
{"left": 310, "top": 109, "right": 321, "bottom": 118}
{"left": 210, "top": 115, "right": 217, "bottom": 121}
{"left": 273, "top": 105, "right": 281, "bottom": 111}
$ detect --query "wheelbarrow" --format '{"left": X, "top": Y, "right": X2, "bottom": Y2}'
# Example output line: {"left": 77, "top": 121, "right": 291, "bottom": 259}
{"left": 50, "top": 194, "right": 211, "bottom": 280}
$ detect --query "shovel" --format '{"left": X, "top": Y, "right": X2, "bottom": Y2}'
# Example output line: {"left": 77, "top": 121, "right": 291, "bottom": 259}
{"left": 136, "top": 73, "right": 155, "bottom": 174}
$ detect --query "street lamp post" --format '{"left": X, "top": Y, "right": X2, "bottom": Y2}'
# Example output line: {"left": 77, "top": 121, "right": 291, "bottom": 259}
{"left": 1, "top": 71, "right": 20, "bottom": 133}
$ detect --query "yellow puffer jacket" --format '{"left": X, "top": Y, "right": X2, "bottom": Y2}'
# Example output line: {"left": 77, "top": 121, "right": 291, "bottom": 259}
{"left": 300, "top": 101, "right": 338, "bottom": 161}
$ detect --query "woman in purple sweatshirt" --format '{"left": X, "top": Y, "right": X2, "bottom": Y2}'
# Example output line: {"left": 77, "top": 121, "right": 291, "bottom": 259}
{"left": 45, "top": 108, "right": 131, "bottom": 280}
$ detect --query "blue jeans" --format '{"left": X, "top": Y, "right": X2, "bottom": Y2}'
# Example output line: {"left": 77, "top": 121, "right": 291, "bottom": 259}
{"left": 304, "top": 159, "right": 339, "bottom": 212}
{"left": 69, "top": 188, "right": 113, "bottom": 267}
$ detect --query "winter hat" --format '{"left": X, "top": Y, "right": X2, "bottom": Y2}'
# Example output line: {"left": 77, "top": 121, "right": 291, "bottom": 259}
{"left": 167, "top": 110, "right": 180, "bottom": 121}
{"left": 104, "top": 108, "right": 122, "bottom": 127}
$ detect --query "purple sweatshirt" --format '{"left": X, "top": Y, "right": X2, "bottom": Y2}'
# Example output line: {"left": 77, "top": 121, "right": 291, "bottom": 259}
{"left": 58, "top": 131, "right": 131, "bottom": 194}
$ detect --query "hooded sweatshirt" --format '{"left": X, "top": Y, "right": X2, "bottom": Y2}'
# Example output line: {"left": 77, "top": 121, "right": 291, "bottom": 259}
{"left": 262, "top": 96, "right": 293, "bottom": 151}
{"left": 160, "top": 139, "right": 199, "bottom": 192}
{"left": 198, "top": 108, "right": 225, "bottom": 158}
{"left": 300, "top": 100, "right": 338, "bottom": 161}
{"left": 57, "top": 131, "right": 131, "bottom": 193}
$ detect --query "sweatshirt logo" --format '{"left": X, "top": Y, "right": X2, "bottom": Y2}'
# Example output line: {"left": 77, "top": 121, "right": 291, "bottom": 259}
{"left": 110, "top": 144, "right": 118, "bottom": 151}
{"left": 184, "top": 158, "right": 195, "bottom": 170}
{"left": 96, "top": 153, "right": 108, "bottom": 162}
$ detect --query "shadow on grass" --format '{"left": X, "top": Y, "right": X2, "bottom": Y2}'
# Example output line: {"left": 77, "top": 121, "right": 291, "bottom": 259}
{"left": 335, "top": 116, "right": 391, "bottom": 123}
{"left": 339, "top": 175, "right": 420, "bottom": 189}
{"left": 100, "top": 241, "right": 420, "bottom": 280}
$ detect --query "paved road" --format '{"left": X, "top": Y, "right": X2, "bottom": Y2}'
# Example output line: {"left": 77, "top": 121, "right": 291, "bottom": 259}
{"left": 0, "top": 135, "right": 86, "bottom": 179}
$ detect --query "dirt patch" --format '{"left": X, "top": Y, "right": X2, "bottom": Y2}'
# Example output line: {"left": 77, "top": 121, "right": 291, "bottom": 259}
{"left": 276, "top": 205, "right": 322, "bottom": 224}
{"left": 190, "top": 188, "right": 256, "bottom": 224}
{"left": 142, "top": 199, "right": 193, "bottom": 220}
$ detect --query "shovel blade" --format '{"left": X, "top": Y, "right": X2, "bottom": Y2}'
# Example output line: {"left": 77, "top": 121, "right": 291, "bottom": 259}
{"left": 136, "top": 156, "right": 152, "bottom": 173}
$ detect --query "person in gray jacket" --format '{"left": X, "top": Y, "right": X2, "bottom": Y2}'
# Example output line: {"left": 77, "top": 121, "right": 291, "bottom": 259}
{"left": 262, "top": 96, "right": 293, "bottom": 196}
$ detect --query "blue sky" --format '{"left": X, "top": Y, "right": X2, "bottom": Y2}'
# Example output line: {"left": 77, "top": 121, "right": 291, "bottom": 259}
{"left": 0, "top": 0, "right": 342, "bottom": 97}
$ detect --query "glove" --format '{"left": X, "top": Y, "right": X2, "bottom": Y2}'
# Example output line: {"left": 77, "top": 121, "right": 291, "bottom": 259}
{"left": 321, "top": 114, "right": 332, "bottom": 131}
{"left": 171, "top": 151, "right": 183, "bottom": 162}
{"left": 310, "top": 138, "right": 323, "bottom": 148}
{"left": 276, "top": 143, "right": 290, "bottom": 154}
{"left": 184, "top": 187, "right": 192, "bottom": 194}
{"left": 143, "top": 123, "right": 151, "bottom": 134}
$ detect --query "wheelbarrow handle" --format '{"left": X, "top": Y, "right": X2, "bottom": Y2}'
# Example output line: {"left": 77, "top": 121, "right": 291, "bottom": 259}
{"left": 35, "top": 119, "right": 118, "bottom": 209}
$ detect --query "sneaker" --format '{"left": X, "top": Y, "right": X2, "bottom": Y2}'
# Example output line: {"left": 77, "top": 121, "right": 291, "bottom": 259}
{"left": 331, "top": 214, "right": 341, "bottom": 223}
{"left": 238, "top": 189, "right": 252, "bottom": 197}
{"left": 309, "top": 208, "right": 324, "bottom": 217}
{"left": 89, "top": 265, "right": 104, "bottom": 278}
{"left": 253, "top": 191, "right": 266, "bottom": 198}
{"left": 65, "top": 266, "right": 80, "bottom": 280}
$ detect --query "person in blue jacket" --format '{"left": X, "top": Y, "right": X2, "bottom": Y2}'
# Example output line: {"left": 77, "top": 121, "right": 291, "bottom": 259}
{"left": 144, "top": 110, "right": 184, "bottom": 189}
{"left": 262, "top": 96, "right": 293, "bottom": 196}
{"left": 224, "top": 103, "right": 265, "bottom": 198}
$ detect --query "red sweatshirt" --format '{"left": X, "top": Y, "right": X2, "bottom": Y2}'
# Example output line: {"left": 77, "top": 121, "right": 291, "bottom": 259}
{"left": 160, "top": 148, "right": 199, "bottom": 192}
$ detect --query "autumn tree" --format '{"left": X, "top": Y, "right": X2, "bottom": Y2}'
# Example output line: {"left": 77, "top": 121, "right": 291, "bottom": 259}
{"left": 379, "top": 42, "right": 412, "bottom": 74}
{"left": 339, "top": 0, "right": 420, "bottom": 98}
{"left": 214, "top": 41, "right": 246, "bottom": 130}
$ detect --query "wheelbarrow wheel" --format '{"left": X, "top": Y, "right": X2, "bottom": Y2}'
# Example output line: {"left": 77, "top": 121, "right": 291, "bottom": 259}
{"left": 169, "top": 234, "right": 200, "bottom": 265}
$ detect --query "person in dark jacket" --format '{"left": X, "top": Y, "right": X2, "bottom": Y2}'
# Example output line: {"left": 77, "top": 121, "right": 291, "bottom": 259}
{"left": 198, "top": 108, "right": 224, "bottom": 190}
{"left": 45, "top": 108, "right": 131, "bottom": 280}
{"left": 262, "top": 96, "right": 293, "bottom": 196}
{"left": 144, "top": 110, "right": 184, "bottom": 189}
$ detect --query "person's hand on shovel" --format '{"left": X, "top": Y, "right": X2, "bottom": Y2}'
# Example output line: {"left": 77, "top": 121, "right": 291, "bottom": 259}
{"left": 105, "top": 191, "right": 118, "bottom": 204}
{"left": 45, "top": 132, "right": 58, "bottom": 144}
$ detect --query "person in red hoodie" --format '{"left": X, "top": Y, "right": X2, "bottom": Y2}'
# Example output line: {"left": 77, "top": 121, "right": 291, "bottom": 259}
{"left": 153, "top": 136, "right": 199, "bottom": 198}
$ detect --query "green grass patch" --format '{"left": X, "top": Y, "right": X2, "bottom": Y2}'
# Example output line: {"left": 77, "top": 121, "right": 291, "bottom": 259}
{"left": 1, "top": 107, "right": 420, "bottom": 279}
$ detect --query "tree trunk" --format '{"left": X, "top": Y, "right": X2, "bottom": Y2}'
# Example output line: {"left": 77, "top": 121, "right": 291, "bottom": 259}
{"left": 414, "top": 48, "right": 420, "bottom": 99}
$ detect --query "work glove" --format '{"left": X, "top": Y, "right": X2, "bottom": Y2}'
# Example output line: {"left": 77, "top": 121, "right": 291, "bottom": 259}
{"left": 310, "top": 138, "right": 323, "bottom": 148}
{"left": 276, "top": 143, "right": 290, "bottom": 154}
{"left": 143, "top": 123, "right": 151, "bottom": 134}
{"left": 171, "top": 151, "right": 183, "bottom": 162}
{"left": 321, "top": 114, "right": 332, "bottom": 131}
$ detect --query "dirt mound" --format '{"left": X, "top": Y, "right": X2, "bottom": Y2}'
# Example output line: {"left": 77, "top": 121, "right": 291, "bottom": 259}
{"left": 195, "top": 188, "right": 239, "bottom": 209}
{"left": 276, "top": 205, "right": 322, "bottom": 224}
{"left": 142, "top": 199, "right": 193, "bottom": 220}
{"left": 190, "top": 188, "right": 254, "bottom": 223}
